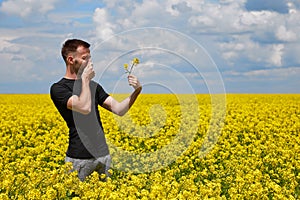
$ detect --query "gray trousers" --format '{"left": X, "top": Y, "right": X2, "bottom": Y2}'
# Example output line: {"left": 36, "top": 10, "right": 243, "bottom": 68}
{"left": 65, "top": 154, "right": 111, "bottom": 181}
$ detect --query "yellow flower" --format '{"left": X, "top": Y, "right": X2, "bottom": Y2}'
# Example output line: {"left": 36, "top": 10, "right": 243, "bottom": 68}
{"left": 124, "top": 63, "right": 129, "bottom": 71}
{"left": 133, "top": 57, "right": 139, "bottom": 65}
{"left": 1, "top": 94, "right": 299, "bottom": 199}
{"left": 123, "top": 57, "right": 139, "bottom": 75}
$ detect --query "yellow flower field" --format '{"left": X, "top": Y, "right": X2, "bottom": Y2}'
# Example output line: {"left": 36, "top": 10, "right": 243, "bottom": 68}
{"left": 0, "top": 94, "right": 299, "bottom": 199}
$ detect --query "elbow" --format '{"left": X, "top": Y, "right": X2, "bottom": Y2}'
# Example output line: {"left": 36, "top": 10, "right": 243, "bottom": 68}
{"left": 81, "top": 108, "right": 91, "bottom": 115}
{"left": 119, "top": 112, "right": 127, "bottom": 117}
{"left": 110, "top": 104, "right": 128, "bottom": 116}
{"left": 113, "top": 107, "right": 128, "bottom": 116}
{"left": 68, "top": 96, "right": 92, "bottom": 115}
{"left": 115, "top": 110, "right": 126, "bottom": 117}
{"left": 78, "top": 105, "right": 92, "bottom": 115}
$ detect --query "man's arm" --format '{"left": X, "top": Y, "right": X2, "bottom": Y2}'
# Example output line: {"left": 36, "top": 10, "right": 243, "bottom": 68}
{"left": 102, "top": 75, "right": 142, "bottom": 116}
{"left": 67, "top": 61, "right": 95, "bottom": 115}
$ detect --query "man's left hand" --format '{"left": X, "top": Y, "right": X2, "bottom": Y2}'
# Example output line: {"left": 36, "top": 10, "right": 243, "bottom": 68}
{"left": 128, "top": 75, "right": 141, "bottom": 90}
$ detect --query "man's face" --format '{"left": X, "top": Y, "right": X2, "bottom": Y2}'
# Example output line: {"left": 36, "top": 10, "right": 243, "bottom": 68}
{"left": 72, "top": 46, "right": 91, "bottom": 75}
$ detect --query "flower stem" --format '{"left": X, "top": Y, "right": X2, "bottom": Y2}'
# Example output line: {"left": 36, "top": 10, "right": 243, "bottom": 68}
{"left": 129, "top": 63, "right": 134, "bottom": 75}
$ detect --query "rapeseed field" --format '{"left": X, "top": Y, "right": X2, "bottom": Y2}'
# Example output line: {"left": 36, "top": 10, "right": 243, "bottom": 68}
{"left": 0, "top": 94, "right": 299, "bottom": 199}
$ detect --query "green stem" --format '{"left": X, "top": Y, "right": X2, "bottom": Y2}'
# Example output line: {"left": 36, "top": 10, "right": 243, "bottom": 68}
{"left": 129, "top": 63, "right": 134, "bottom": 75}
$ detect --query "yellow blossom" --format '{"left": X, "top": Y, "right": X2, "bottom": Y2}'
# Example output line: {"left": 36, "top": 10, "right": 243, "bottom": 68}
{"left": 123, "top": 57, "right": 139, "bottom": 74}
{"left": 0, "top": 94, "right": 299, "bottom": 199}
{"left": 124, "top": 63, "right": 128, "bottom": 70}
{"left": 133, "top": 57, "right": 139, "bottom": 64}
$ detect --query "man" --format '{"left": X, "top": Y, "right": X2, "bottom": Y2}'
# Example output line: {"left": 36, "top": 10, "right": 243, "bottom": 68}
{"left": 50, "top": 39, "right": 142, "bottom": 181}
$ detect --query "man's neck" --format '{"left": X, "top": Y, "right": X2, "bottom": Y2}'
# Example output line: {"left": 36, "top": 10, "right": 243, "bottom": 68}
{"left": 64, "top": 66, "right": 78, "bottom": 80}
{"left": 64, "top": 74, "right": 77, "bottom": 80}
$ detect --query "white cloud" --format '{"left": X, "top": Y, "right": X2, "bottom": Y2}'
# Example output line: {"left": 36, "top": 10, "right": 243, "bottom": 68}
{"left": 0, "top": 42, "right": 20, "bottom": 54}
{"left": 225, "top": 66, "right": 300, "bottom": 81}
{"left": 0, "top": 36, "right": 19, "bottom": 53}
{"left": 165, "top": 0, "right": 192, "bottom": 17}
{"left": 131, "top": 0, "right": 165, "bottom": 26}
{"left": 188, "top": 15, "right": 215, "bottom": 27}
{"left": 93, "top": 8, "right": 116, "bottom": 41}
{"left": 0, "top": 0, "right": 299, "bottom": 93}
{"left": 244, "top": 67, "right": 300, "bottom": 80}
{"left": 91, "top": 0, "right": 299, "bottom": 75}
{"left": 0, "top": 25, "right": 66, "bottom": 84}
{"left": 238, "top": 10, "right": 275, "bottom": 27}
{"left": 102, "top": 0, "right": 120, "bottom": 8}
{"left": 165, "top": 0, "right": 181, "bottom": 16}
{"left": 0, "top": 52, "right": 35, "bottom": 82}
{"left": 276, "top": 25, "right": 297, "bottom": 42}
{"left": 219, "top": 35, "right": 288, "bottom": 68}
{"left": 0, "top": 0, "right": 59, "bottom": 18}
{"left": 270, "top": 44, "right": 284, "bottom": 67}
{"left": 220, "top": 0, "right": 246, "bottom": 3}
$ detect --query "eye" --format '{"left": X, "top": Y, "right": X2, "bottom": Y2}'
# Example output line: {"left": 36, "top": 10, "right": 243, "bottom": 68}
{"left": 82, "top": 55, "right": 91, "bottom": 61}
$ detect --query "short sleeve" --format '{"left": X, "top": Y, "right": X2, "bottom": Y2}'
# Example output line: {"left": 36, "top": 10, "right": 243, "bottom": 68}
{"left": 96, "top": 84, "right": 109, "bottom": 106}
{"left": 50, "top": 83, "right": 73, "bottom": 108}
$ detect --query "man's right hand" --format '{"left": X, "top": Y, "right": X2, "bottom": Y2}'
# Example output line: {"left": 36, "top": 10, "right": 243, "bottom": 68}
{"left": 81, "top": 60, "right": 95, "bottom": 81}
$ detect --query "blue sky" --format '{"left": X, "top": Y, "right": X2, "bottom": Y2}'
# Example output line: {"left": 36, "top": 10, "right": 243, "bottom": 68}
{"left": 0, "top": 0, "right": 299, "bottom": 94}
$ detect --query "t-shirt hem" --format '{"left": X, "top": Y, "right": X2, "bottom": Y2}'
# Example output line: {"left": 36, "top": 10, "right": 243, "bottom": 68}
{"left": 66, "top": 152, "right": 110, "bottom": 159}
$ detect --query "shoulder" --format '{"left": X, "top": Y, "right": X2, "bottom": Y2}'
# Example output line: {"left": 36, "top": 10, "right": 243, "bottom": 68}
{"left": 51, "top": 78, "right": 73, "bottom": 89}
{"left": 94, "top": 81, "right": 107, "bottom": 93}
{"left": 50, "top": 78, "right": 72, "bottom": 97}
{"left": 50, "top": 80, "right": 60, "bottom": 92}
{"left": 50, "top": 79, "right": 64, "bottom": 92}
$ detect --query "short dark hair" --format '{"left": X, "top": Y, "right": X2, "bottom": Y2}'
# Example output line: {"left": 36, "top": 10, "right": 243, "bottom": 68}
{"left": 61, "top": 39, "right": 90, "bottom": 63}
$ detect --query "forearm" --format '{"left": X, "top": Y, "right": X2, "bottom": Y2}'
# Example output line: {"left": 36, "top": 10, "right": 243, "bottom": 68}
{"left": 103, "top": 74, "right": 142, "bottom": 116}
{"left": 119, "top": 86, "right": 142, "bottom": 116}
{"left": 105, "top": 86, "right": 142, "bottom": 116}
{"left": 67, "top": 78, "right": 92, "bottom": 115}
{"left": 77, "top": 79, "right": 92, "bottom": 113}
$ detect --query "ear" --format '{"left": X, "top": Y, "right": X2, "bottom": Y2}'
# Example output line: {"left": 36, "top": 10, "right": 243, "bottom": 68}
{"left": 67, "top": 55, "right": 74, "bottom": 65}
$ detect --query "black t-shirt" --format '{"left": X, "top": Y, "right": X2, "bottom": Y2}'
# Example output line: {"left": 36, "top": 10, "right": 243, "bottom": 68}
{"left": 50, "top": 78, "right": 110, "bottom": 159}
